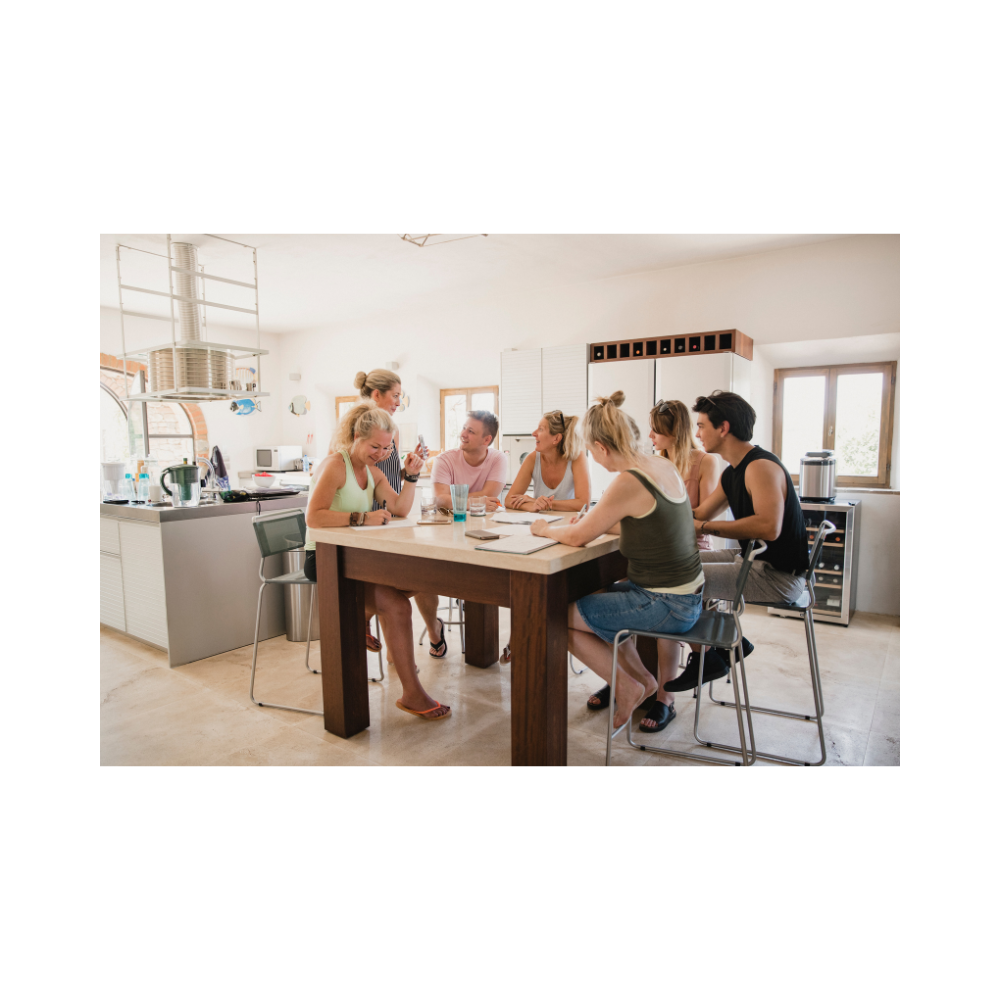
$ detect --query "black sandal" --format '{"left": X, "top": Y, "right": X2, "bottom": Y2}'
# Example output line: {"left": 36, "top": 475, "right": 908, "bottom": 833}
{"left": 640, "top": 701, "right": 676, "bottom": 733}
{"left": 587, "top": 684, "right": 612, "bottom": 710}
{"left": 428, "top": 618, "right": 447, "bottom": 659}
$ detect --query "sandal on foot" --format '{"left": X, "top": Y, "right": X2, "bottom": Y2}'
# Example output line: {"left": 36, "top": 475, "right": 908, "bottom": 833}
{"left": 428, "top": 618, "right": 447, "bottom": 658}
{"left": 365, "top": 627, "right": 382, "bottom": 653}
{"left": 587, "top": 684, "right": 612, "bottom": 710}
{"left": 640, "top": 701, "right": 676, "bottom": 733}
{"left": 396, "top": 699, "right": 451, "bottom": 720}
{"left": 500, "top": 643, "right": 511, "bottom": 663}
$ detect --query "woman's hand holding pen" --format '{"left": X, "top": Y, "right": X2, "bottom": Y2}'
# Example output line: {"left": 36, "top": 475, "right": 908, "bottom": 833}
{"left": 568, "top": 502, "right": 590, "bottom": 524}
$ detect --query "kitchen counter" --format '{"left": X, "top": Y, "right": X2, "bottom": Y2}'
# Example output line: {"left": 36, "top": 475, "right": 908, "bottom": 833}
{"left": 100, "top": 494, "right": 309, "bottom": 665}
{"left": 100, "top": 494, "right": 307, "bottom": 524}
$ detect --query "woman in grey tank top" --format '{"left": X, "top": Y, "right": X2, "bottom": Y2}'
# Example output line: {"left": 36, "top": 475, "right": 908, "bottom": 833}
{"left": 505, "top": 410, "right": 591, "bottom": 513}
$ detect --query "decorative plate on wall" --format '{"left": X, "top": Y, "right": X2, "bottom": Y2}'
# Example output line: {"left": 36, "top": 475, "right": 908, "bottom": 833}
{"left": 289, "top": 394, "right": 311, "bottom": 416}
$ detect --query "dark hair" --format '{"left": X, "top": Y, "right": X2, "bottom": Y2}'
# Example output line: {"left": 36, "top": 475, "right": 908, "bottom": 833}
{"left": 467, "top": 410, "right": 499, "bottom": 444}
{"left": 692, "top": 391, "right": 756, "bottom": 442}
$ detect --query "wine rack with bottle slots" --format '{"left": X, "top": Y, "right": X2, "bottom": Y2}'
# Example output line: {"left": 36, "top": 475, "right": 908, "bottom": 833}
{"left": 768, "top": 499, "right": 861, "bottom": 626}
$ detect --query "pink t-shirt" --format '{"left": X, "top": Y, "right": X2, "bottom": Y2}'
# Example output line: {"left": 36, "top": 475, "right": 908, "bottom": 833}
{"left": 431, "top": 448, "right": 507, "bottom": 494}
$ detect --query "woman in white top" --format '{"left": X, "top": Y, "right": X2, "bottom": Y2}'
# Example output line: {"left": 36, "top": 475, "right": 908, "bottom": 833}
{"left": 504, "top": 410, "right": 591, "bottom": 513}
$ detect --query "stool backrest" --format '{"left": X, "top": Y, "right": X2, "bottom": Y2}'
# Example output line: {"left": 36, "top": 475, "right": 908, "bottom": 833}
{"left": 252, "top": 510, "right": 308, "bottom": 558}
{"left": 806, "top": 520, "right": 836, "bottom": 581}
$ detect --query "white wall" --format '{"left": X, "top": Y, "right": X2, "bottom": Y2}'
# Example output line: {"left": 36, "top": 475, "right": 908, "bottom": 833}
{"left": 100, "top": 306, "right": 284, "bottom": 477}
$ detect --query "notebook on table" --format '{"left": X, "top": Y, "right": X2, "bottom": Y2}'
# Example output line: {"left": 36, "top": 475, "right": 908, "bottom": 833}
{"left": 474, "top": 534, "right": 560, "bottom": 555}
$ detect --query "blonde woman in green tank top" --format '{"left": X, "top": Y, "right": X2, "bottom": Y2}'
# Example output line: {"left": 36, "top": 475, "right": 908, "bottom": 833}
{"left": 529, "top": 392, "right": 704, "bottom": 732}
{"left": 305, "top": 402, "right": 451, "bottom": 721}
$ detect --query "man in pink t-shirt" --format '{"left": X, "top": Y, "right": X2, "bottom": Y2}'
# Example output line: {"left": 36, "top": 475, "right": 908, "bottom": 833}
{"left": 423, "top": 411, "right": 507, "bottom": 664}
{"left": 431, "top": 411, "right": 507, "bottom": 512}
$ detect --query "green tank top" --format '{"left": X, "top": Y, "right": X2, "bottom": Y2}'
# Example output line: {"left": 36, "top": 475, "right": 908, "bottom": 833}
{"left": 304, "top": 450, "right": 375, "bottom": 550}
{"left": 619, "top": 468, "right": 704, "bottom": 592}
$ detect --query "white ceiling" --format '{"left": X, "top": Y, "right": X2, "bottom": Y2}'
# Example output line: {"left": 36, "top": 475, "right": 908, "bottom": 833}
{"left": 100, "top": 233, "right": 850, "bottom": 336}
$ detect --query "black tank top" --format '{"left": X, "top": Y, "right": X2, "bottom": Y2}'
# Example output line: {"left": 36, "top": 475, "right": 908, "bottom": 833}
{"left": 721, "top": 447, "right": 809, "bottom": 575}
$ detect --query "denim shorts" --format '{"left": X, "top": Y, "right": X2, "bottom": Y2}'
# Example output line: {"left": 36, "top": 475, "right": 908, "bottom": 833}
{"left": 575, "top": 580, "right": 703, "bottom": 645}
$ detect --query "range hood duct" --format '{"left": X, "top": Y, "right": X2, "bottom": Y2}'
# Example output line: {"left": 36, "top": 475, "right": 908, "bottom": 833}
{"left": 148, "top": 242, "right": 233, "bottom": 395}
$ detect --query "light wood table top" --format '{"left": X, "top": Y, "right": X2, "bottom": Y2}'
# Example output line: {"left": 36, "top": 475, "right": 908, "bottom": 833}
{"left": 309, "top": 515, "right": 620, "bottom": 576}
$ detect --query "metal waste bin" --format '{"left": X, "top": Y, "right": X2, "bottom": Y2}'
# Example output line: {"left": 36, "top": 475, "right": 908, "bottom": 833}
{"left": 282, "top": 548, "right": 319, "bottom": 641}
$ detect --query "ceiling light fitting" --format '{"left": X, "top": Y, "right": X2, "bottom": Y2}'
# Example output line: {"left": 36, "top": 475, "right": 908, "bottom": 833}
{"left": 400, "top": 234, "right": 488, "bottom": 248}
{"left": 115, "top": 234, "right": 269, "bottom": 405}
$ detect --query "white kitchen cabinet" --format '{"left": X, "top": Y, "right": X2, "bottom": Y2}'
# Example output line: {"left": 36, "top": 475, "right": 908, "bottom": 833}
{"left": 100, "top": 552, "right": 127, "bottom": 631}
{"left": 653, "top": 353, "right": 751, "bottom": 411}
{"left": 586, "top": 358, "right": 656, "bottom": 498}
{"left": 542, "top": 344, "right": 588, "bottom": 418}
{"left": 500, "top": 349, "right": 542, "bottom": 435}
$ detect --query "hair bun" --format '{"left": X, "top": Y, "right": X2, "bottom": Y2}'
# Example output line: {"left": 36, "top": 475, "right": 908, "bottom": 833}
{"left": 353, "top": 371, "right": 368, "bottom": 391}
{"left": 606, "top": 390, "right": 625, "bottom": 407}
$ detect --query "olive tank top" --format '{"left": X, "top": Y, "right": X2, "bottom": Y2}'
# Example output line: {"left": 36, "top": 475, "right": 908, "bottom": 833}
{"left": 619, "top": 469, "right": 705, "bottom": 593}
{"left": 304, "top": 449, "right": 375, "bottom": 551}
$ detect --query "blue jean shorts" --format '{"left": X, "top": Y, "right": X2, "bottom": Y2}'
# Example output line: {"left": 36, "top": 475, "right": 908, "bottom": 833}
{"left": 575, "top": 580, "right": 703, "bottom": 645}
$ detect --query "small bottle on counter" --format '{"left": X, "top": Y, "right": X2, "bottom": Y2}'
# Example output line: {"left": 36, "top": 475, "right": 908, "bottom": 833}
{"left": 124, "top": 473, "right": 135, "bottom": 501}
{"left": 137, "top": 473, "right": 150, "bottom": 502}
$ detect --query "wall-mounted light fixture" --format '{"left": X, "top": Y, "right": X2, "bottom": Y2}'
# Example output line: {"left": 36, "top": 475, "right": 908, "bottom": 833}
{"left": 400, "top": 234, "right": 488, "bottom": 248}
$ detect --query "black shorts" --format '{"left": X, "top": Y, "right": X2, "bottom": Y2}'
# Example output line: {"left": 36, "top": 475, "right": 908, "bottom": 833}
{"left": 304, "top": 550, "right": 317, "bottom": 582}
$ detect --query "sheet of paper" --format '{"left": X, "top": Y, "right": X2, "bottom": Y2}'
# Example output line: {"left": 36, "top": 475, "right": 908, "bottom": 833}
{"left": 474, "top": 534, "right": 560, "bottom": 554}
{"left": 492, "top": 511, "right": 562, "bottom": 524}
{"left": 485, "top": 522, "right": 532, "bottom": 535}
{"left": 353, "top": 518, "right": 417, "bottom": 530}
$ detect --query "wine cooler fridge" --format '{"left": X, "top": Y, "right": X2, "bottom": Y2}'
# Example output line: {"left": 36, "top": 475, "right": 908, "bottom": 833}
{"left": 768, "top": 499, "right": 861, "bottom": 627}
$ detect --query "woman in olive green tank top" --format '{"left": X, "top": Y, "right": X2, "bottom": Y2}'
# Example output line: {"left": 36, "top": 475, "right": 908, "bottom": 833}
{"left": 529, "top": 392, "right": 704, "bottom": 731}
{"left": 304, "top": 402, "right": 451, "bottom": 721}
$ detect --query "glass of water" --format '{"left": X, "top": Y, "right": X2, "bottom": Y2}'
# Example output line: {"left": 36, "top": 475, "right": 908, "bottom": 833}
{"left": 420, "top": 489, "right": 437, "bottom": 520}
{"left": 468, "top": 495, "right": 487, "bottom": 517}
{"left": 450, "top": 483, "right": 469, "bottom": 523}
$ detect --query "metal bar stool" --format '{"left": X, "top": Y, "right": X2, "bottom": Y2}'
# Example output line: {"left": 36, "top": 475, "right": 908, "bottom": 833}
{"left": 695, "top": 520, "right": 835, "bottom": 766}
{"left": 249, "top": 510, "right": 384, "bottom": 716}
{"left": 300, "top": 589, "right": 385, "bottom": 684}
{"left": 605, "top": 540, "right": 768, "bottom": 766}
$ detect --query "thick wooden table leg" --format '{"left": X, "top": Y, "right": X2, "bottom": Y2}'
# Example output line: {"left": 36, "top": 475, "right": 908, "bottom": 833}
{"left": 464, "top": 601, "right": 499, "bottom": 668}
{"left": 510, "top": 571, "right": 568, "bottom": 765}
{"left": 316, "top": 543, "right": 370, "bottom": 738}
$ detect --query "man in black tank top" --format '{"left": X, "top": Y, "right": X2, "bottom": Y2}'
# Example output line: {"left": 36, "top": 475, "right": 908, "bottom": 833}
{"left": 662, "top": 390, "right": 810, "bottom": 692}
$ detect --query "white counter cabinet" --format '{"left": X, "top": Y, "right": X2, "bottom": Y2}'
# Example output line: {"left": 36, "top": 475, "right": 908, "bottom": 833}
{"left": 99, "top": 496, "right": 308, "bottom": 666}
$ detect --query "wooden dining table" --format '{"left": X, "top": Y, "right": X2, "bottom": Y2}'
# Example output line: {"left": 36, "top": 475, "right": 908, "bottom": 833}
{"left": 310, "top": 514, "right": 635, "bottom": 765}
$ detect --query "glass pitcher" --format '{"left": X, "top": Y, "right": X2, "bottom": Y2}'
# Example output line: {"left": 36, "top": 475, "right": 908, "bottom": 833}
{"left": 161, "top": 459, "right": 202, "bottom": 508}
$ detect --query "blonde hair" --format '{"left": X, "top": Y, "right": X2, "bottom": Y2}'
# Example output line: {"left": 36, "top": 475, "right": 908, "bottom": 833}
{"left": 650, "top": 400, "right": 698, "bottom": 479}
{"left": 582, "top": 391, "right": 638, "bottom": 460}
{"left": 542, "top": 410, "right": 583, "bottom": 461}
{"left": 332, "top": 400, "right": 397, "bottom": 453}
{"left": 354, "top": 368, "right": 401, "bottom": 398}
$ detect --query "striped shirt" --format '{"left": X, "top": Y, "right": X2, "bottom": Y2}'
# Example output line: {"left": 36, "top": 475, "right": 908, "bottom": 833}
{"left": 374, "top": 438, "right": 402, "bottom": 508}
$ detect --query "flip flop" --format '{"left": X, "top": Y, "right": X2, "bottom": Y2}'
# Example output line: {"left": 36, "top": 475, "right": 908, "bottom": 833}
{"left": 428, "top": 618, "right": 447, "bottom": 658}
{"left": 365, "top": 627, "right": 382, "bottom": 653}
{"left": 396, "top": 699, "right": 451, "bottom": 720}
{"left": 640, "top": 701, "right": 677, "bottom": 733}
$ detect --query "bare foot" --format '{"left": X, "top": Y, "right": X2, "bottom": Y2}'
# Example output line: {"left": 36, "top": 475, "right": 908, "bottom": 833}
{"left": 612, "top": 674, "right": 655, "bottom": 729}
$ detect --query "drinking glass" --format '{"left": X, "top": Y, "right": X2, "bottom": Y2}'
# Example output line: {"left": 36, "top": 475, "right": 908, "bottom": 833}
{"left": 450, "top": 483, "right": 469, "bottom": 523}
{"left": 420, "top": 489, "right": 437, "bottom": 520}
{"left": 469, "top": 495, "right": 487, "bottom": 517}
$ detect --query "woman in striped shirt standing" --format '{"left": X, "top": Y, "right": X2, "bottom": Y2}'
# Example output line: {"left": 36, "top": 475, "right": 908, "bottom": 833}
{"left": 353, "top": 369, "right": 442, "bottom": 658}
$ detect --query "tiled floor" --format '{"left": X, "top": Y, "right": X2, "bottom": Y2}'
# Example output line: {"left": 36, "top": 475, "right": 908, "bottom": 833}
{"left": 100, "top": 605, "right": 900, "bottom": 766}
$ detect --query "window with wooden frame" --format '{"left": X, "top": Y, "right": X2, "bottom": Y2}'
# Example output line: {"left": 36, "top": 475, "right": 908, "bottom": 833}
{"left": 773, "top": 361, "right": 896, "bottom": 489}
{"left": 335, "top": 395, "right": 360, "bottom": 422}
{"left": 439, "top": 386, "right": 500, "bottom": 452}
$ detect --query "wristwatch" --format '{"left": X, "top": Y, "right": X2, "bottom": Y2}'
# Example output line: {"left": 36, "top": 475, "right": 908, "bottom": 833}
{"left": 402, "top": 471, "right": 420, "bottom": 483}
